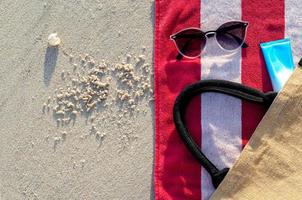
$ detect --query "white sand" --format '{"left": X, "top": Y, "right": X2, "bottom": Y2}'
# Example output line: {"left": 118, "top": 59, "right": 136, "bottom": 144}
{"left": 0, "top": 0, "right": 154, "bottom": 199}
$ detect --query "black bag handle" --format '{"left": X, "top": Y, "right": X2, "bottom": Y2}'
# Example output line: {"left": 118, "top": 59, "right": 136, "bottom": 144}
{"left": 173, "top": 79, "right": 277, "bottom": 188}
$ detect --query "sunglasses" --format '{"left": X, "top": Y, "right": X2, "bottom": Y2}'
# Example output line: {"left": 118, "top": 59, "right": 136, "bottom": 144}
{"left": 170, "top": 21, "right": 249, "bottom": 60}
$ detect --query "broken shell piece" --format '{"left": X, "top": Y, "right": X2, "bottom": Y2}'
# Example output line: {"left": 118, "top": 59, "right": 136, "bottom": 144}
{"left": 138, "top": 55, "right": 146, "bottom": 62}
{"left": 42, "top": 103, "right": 47, "bottom": 113}
{"left": 96, "top": 131, "right": 106, "bottom": 140}
{"left": 126, "top": 54, "right": 132, "bottom": 63}
{"left": 87, "top": 101, "right": 97, "bottom": 109}
{"left": 61, "top": 131, "right": 67, "bottom": 140}
{"left": 90, "top": 115, "right": 96, "bottom": 122}
{"left": 90, "top": 125, "right": 97, "bottom": 132}
{"left": 66, "top": 102, "right": 74, "bottom": 109}
{"left": 73, "top": 64, "right": 78, "bottom": 71}
{"left": 71, "top": 110, "right": 78, "bottom": 115}
{"left": 80, "top": 159, "right": 86, "bottom": 168}
{"left": 106, "top": 77, "right": 112, "bottom": 82}
{"left": 100, "top": 132, "right": 106, "bottom": 138}
{"left": 88, "top": 60, "right": 95, "bottom": 67}
{"left": 56, "top": 94, "right": 64, "bottom": 99}
{"left": 84, "top": 54, "right": 90, "bottom": 60}
{"left": 69, "top": 55, "right": 74, "bottom": 62}
{"left": 48, "top": 33, "right": 61, "bottom": 47}
{"left": 56, "top": 110, "right": 65, "bottom": 116}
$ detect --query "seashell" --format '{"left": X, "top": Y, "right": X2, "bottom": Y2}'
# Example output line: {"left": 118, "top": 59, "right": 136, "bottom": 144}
{"left": 138, "top": 55, "right": 146, "bottom": 62}
{"left": 90, "top": 115, "right": 96, "bottom": 122}
{"left": 53, "top": 104, "right": 59, "bottom": 109}
{"left": 73, "top": 64, "right": 78, "bottom": 70}
{"left": 87, "top": 101, "right": 97, "bottom": 109}
{"left": 47, "top": 33, "right": 61, "bottom": 46}
{"left": 69, "top": 55, "right": 74, "bottom": 62}
{"left": 56, "top": 110, "right": 65, "bottom": 115}
{"left": 61, "top": 132, "right": 67, "bottom": 141}
{"left": 96, "top": 131, "right": 106, "bottom": 140}
{"left": 71, "top": 110, "right": 78, "bottom": 115}
{"left": 66, "top": 102, "right": 74, "bottom": 108}
{"left": 56, "top": 94, "right": 64, "bottom": 99}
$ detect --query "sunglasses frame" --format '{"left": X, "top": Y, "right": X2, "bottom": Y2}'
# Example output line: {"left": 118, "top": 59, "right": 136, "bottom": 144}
{"left": 170, "top": 21, "right": 249, "bottom": 59}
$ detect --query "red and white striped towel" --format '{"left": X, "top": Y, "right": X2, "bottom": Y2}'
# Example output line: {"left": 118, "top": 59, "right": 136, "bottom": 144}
{"left": 154, "top": 0, "right": 302, "bottom": 199}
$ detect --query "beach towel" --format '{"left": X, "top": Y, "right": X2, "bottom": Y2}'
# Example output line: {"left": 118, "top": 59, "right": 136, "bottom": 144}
{"left": 154, "top": 0, "right": 302, "bottom": 199}
{"left": 211, "top": 64, "right": 302, "bottom": 200}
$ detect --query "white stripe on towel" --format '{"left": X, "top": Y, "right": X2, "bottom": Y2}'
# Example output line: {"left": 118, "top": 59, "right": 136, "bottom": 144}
{"left": 200, "top": 1, "right": 242, "bottom": 199}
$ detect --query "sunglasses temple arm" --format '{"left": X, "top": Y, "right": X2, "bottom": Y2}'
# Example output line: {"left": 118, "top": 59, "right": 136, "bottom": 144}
{"left": 242, "top": 42, "right": 248, "bottom": 48}
{"left": 176, "top": 53, "right": 184, "bottom": 60}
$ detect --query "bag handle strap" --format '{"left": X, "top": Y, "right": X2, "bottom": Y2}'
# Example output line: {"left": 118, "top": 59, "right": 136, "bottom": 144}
{"left": 173, "top": 79, "right": 277, "bottom": 188}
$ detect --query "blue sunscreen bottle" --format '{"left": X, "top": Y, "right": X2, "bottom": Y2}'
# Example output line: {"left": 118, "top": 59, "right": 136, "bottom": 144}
{"left": 260, "top": 38, "right": 295, "bottom": 92}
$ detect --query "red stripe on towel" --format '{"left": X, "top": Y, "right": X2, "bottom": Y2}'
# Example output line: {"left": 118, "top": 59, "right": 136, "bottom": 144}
{"left": 241, "top": 0, "right": 284, "bottom": 147}
{"left": 154, "top": 0, "right": 202, "bottom": 199}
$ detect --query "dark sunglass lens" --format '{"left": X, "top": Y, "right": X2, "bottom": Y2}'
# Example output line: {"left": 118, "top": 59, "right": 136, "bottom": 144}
{"left": 216, "top": 21, "right": 247, "bottom": 50}
{"left": 173, "top": 29, "right": 206, "bottom": 58}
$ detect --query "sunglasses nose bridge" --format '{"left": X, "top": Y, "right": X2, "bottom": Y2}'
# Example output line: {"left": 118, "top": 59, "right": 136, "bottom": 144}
{"left": 205, "top": 31, "right": 216, "bottom": 38}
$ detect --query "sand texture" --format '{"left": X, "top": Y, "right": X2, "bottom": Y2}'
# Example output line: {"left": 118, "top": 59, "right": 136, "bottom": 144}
{"left": 0, "top": 0, "right": 154, "bottom": 199}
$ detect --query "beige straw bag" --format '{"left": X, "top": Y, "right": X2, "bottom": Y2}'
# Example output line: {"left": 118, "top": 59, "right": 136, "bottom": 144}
{"left": 211, "top": 62, "right": 302, "bottom": 200}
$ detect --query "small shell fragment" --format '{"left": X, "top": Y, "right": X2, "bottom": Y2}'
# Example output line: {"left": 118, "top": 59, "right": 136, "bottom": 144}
{"left": 71, "top": 110, "right": 78, "bottom": 115}
{"left": 48, "top": 33, "right": 61, "bottom": 46}
{"left": 54, "top": 136, "right": 61, "bottom": 142}
{"left": 61, "top": 131, "right": 67, "bottom": 140}
{"left": 56, "top": 110, "right": 65, "bottom": 115}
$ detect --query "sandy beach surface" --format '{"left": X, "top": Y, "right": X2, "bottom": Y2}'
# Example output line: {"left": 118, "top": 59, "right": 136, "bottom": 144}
{"left": 0, "top": 0, "right": 154, "bottom": 199}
